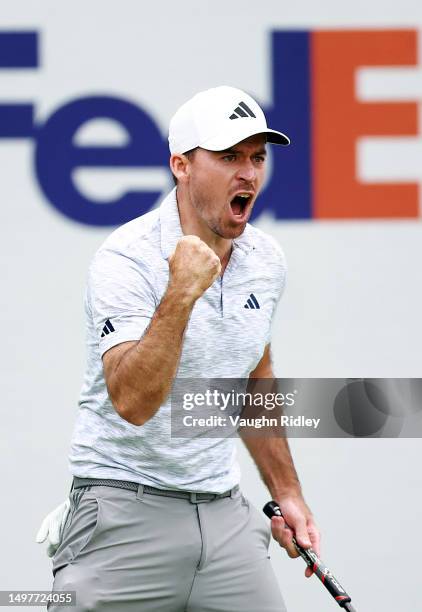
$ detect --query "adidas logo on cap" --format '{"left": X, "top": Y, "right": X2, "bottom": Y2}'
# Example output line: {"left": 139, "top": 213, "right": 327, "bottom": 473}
{"left": 229, "top": 101, "right": 257, "bottom": 120}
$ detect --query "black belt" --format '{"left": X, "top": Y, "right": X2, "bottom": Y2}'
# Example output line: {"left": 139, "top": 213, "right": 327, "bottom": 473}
{"left": 73, "top": 477, "right": 238, "bottom": 503}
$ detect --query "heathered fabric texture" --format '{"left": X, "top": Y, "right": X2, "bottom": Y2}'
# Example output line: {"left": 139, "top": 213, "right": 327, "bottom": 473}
{"left": 69, "top": 188, "right": 287, "bottom": 493}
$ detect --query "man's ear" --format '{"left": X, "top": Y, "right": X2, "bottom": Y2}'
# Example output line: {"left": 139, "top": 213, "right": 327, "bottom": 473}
{"left": 170, "top": 153, "right": 191, "bottom": 184}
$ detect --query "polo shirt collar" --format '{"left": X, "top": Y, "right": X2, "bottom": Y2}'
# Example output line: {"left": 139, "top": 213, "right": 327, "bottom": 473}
{"left": 233, "top": 223, "right": 254, "bottom": 254}
{"left": 159, "top": 187, "right": 255, "bottom": 259}
{"left": 160, "top": 188, "right": 184, "bottom": 260}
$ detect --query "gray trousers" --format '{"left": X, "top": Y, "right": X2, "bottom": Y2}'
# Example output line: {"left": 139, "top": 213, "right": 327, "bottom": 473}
{"left": 50, "top": 485, "right": 286, "bottom": 611}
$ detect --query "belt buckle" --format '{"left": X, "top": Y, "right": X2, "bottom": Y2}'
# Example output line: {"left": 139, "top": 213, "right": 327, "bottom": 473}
{"left": 189, "top": 492, "right": 214, "bottom": 504}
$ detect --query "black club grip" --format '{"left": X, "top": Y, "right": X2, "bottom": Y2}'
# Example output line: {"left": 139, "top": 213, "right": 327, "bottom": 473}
{"left": 263, "top": 501, "right": 356, "bottom": 610}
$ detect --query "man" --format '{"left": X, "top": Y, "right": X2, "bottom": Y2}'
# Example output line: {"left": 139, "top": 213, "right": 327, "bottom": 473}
{"left": 37, "top": 86, "right": 320, "bottom": 611}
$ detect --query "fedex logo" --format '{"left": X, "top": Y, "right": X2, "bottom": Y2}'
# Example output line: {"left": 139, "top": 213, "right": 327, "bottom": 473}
{"left": 0, "top": 29, "right": 420, "bottom": 226}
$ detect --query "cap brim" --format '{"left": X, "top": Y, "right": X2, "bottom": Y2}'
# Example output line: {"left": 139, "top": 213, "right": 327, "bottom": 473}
{"left": 265, "top": 128, "right": 290, "bottom": 146}
{"left": 199, "top": 125, "right": 290, "bottom": 151}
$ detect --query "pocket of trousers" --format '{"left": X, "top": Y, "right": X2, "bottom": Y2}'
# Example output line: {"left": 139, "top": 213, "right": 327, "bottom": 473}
{"left": 244, "top": 495, "right": 272, "bottom": 551}
{"left": 52, "top": 490, "right": 102, "bottom": 575}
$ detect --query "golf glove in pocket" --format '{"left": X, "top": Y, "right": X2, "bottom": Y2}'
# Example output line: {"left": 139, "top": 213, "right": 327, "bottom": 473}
{"left": 35, "top": 499, "right": 71, "bottom": 557}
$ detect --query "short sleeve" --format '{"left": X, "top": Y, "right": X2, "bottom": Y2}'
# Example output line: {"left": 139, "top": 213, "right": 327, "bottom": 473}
{"left": 87, "top": 246, "right": 158, "bottom": 357}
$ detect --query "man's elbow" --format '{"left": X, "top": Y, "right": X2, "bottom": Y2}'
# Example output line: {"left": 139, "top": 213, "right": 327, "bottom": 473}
{"left": 117, "top": 405, "right": 148, "bottom": 426}
{"left": 108, "top": 389, "right": 160, "bottom": 427}
{"left": 109, "top": 395, "right": 147, "bottom": 426}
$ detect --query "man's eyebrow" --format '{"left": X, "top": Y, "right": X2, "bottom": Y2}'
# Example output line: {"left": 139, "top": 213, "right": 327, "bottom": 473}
{"left": 219, "top": 147, "right": 238, "bottom": 154}
{"left": 219, "top": 147, "right": 267, "bottom": 155}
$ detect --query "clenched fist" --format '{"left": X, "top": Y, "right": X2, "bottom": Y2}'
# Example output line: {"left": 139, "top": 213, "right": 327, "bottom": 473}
{"left": 168, "top": 236, "right": 221, "bottom": 301}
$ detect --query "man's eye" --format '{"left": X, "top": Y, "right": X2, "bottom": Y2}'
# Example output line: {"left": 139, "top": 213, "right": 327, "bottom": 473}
{"left": 223, "top": 154, "right": 236, "bottom": 161}
{"left": 255, "top": 156, "right": 265, "bottom": 163}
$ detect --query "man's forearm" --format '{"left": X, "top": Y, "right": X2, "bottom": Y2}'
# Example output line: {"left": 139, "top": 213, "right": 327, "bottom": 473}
{"left": 242, "top": 435, "right": 303, "bottom": 500}
{"left": 107, "top": 285, "right": 195, "bottom": 426}
{"left": 245, "top": 348, "right": 318, "bottom": 560}
{"left": 104, "top": 234, "right": 221, "bottom": 426}
{"left": 246, "top": 357, "right": 303, "bottom": 499}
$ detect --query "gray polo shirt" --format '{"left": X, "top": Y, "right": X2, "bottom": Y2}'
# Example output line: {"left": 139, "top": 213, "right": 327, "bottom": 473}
{"left": 69, "top": 188, "right": 287, "bottom": 493}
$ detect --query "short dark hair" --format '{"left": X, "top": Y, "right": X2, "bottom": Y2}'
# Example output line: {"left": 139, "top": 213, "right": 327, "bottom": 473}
{"left": 171, "top": 147, "right": 198, "bottom": 185}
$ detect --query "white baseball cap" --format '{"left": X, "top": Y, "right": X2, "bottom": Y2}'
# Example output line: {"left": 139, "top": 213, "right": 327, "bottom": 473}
{"left": 168, "top": 85, "right": 290, "bottom": 154}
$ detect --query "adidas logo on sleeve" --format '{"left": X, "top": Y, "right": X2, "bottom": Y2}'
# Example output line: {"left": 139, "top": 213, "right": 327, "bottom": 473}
{"left": 100, "top": 319, "right": 115, "bottom": 338}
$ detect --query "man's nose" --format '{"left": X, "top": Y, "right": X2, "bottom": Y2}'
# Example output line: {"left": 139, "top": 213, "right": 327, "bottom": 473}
{"left": 236, "top": 159, "right": 256, "bottom": 182}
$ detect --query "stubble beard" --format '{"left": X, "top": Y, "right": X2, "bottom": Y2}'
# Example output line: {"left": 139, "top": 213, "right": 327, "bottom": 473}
{"left": 191, "top": 186, "right": 245, "bottom": 240}
{"left": 191, "top": 186, "right": 225, "bottom": 238}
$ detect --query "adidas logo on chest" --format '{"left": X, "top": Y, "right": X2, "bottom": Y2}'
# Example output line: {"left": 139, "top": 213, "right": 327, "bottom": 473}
{"left": 243, "top": 293, "right": 260, "bottom": 309}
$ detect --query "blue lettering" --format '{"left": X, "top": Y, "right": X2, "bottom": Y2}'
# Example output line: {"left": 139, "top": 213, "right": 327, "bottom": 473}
{"left": 34, "top": 96, "right": 168, "bottom": 225}
{"left": 252, "top": 31, "right": 312, "bottom": 220}
{"left": 2, "top": 29, "right": 314, "bottom": 224}
{"left": 0, "top": 32, "right": 37, "bottom": 137}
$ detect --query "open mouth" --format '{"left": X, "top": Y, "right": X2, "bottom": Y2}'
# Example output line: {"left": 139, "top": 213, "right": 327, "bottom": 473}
{"left": 230, "top": 193, "right": 252, "bottom": 217}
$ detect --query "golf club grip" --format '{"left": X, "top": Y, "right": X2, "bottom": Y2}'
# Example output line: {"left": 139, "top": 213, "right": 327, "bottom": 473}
{"left": 263, "top": 501, "right": 355, "bottom": 609}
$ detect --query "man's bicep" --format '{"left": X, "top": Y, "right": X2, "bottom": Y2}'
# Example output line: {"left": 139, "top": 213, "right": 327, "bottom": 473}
{"left": 102, "top": 340, "right": 138, "bottom": 382}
